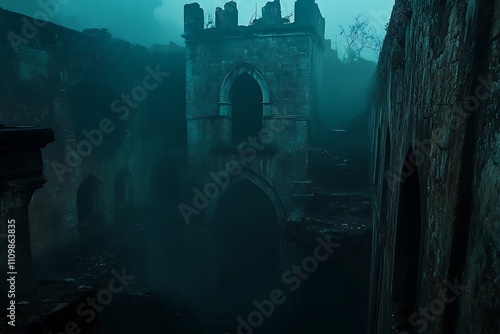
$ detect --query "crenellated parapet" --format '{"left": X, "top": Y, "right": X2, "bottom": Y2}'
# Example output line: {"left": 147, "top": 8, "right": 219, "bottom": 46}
{"left": 215, "top": 1, "right": 238, "bottom": 28}
{"left": 183, "top": 0, "right": 326, "bottom": 43}
{"left": 182, "top": 0, "right": 327, "bottom": 224}
{"left": 184, "top": 3, "right": 205, "bottom": 34}
{"left": 261, "top": 0, "right": 283, "bottom": 26}
{"left": 294, "top": 0, "right": 325, "bottom": 39}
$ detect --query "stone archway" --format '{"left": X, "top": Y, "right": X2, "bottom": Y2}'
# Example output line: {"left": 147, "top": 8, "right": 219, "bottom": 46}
{"left": 391, "top": 148, "right": 423, "bottom": 331}
{"left": 219, "top": 63, "right": 272, "bottom": 117}
{"left": 208, "top": 170, "right": 286, "bottom": 225}
{"left": 209, "top": 172, "right": 284, "bottom": 311}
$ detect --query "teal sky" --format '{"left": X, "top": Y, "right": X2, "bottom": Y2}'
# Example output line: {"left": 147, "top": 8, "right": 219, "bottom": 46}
{"left": 2, "top": 0, "right": 394, "bottom": 58}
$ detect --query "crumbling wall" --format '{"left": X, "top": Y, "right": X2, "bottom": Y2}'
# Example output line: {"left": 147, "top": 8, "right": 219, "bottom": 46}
{"left": 183, "top": 18, "right": 325, "bottom": 218}
{"left": 0, "top": 8, "right": 186, "bottom": 257}
{"left": 370, "top": 0, "right": 499, "bottom": 333}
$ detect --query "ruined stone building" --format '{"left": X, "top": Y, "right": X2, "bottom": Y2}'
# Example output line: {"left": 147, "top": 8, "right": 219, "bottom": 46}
{"left": 176, "top": 1, "right": 371, "bottom": 333}
{"left": 0, "top": 0, "right": 498, "bottom": 333}
{"left": 369, "top": 0, "right": 499, "bottom": 333}
{"left": 182, "top": 0, "right": 325, "bottom": 220}
{"left": 0, "top": 7, "right": 187, "bottom": 331}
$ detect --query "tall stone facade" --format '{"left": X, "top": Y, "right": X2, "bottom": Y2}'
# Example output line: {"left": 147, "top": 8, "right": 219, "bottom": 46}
{"left": 0, "top": 8, "right": 186, "bottom": 258}
{"left": 369, "top": 0, "right": 499, "bottom": 333}
{"left": 182, "top": 0, "right": 326, "bottom": 224}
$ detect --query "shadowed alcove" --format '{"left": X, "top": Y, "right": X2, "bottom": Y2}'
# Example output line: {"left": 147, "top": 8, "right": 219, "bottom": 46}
{"left": 213, "top": 178, "right": 281, "bottom": 311}
{"left": 230, "top": 73, "right": 263, "bottom": 143}
{"left": 391, "top": 148, "right": 423, "bottom": 331}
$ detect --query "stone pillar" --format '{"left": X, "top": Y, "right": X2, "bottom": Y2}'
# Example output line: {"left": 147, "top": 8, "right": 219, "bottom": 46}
{"left": 0, "top": 179, "right": 45, "bottom": 300}
{"left": 0, "top": 126, "right": 54, "bottom": 307}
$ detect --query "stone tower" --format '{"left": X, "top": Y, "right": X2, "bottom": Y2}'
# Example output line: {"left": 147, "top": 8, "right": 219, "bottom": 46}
{"left": 182, "top": 0, "right": 326, "bottom": 225}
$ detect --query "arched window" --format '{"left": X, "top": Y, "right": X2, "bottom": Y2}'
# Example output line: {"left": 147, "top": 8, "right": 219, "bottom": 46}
{"left": 230, "top": 73, "right": 263, "bottom": 142}
{"left": 219, "top": 63, "right": 272, "bottom": 144}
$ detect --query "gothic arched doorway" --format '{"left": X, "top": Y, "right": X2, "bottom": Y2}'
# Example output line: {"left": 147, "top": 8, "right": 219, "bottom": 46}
{"left": 213, "top": 177, "right": 281, "bottom": 311}
{"left": 391, "top": 148, "right": 423, "bottom": 331}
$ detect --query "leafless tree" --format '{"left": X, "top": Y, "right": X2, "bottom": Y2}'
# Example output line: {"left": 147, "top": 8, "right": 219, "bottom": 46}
{"left": 339, "top": 14, "right": 383, "bottom": 62}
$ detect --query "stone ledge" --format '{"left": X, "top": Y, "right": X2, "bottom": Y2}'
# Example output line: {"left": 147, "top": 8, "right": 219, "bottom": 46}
{"left": 0, "top": 126, "right": 54, "bottom": 152}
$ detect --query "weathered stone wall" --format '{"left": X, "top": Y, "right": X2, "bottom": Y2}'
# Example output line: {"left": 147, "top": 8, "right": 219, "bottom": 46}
{"left": 183, "top": 7, "right": 326, "bottom": 218}
{"left": 370, "top": 0, "right": 499, "bottom": 333}
{"left": 0, "top": 8, "right": 186, "bottom": 257}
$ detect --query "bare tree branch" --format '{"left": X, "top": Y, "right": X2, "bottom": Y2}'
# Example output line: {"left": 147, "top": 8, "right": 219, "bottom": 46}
{"left": 339, "top": 14, "right": 382, "bottom": 62}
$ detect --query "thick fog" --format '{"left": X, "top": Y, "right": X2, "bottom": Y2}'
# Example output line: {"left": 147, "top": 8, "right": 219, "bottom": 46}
{"left": 1, "top": 1, "right": 392, "bottom": 333}
{"left": 2, "top": 0, "right": 394, "bottom": 54}
{"left": 1, "top": 0, "right": 496, "bottom": 333}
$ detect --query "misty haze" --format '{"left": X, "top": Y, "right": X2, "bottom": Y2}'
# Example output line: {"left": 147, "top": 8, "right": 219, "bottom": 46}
{"left": 0, "top": 1, "right": 498, "bottom": 334}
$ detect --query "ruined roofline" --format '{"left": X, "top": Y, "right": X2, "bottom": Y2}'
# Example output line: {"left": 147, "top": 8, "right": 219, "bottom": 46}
{"left": 0, "top": 8, "right": 161, "bottom": 54}
{"left": 0, "top": 7, "right": 96, "bottom": 41}
{"left": 183, "top": 0, "right": 325, "bottom": 42}
{"left": 182, "top": 22, "right": 327, "bottom": 50}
